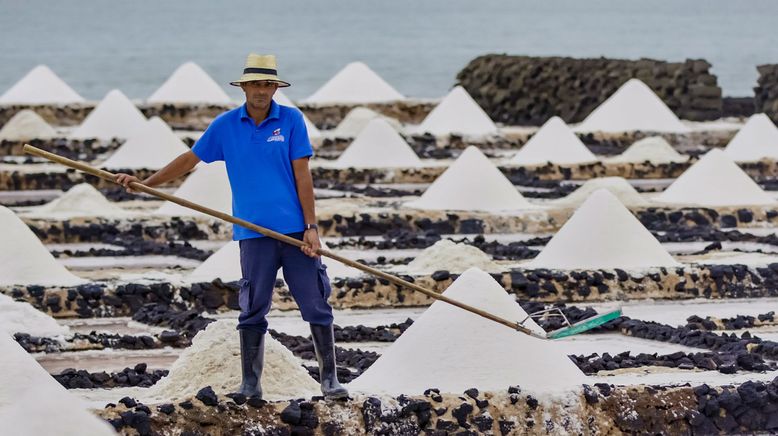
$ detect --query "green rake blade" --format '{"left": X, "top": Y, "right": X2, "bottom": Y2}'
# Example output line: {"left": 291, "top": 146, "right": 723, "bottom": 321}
{"left": 547, "top": 308, "right": 622, "bottom": 340}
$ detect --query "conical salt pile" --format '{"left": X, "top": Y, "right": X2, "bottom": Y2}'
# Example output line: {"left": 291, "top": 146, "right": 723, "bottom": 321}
{"left": 404, "top": 240, "right": 502, "bottom": 274}
{"left": 723, "top": 113, "right": 778, "bottom": 162}
{"left": 348, "top": 267, "right": 584, "bottom": 395}
{"left": 551, "top": 177, "right": 649, "bottom": 207}
{"left": 418, "top": 86, "right": 498, "bottom": 137}
{"left": 529, "top": 189, "right": 679, "bottom": 270}
{"left": 576, "top": 79, "right": 690, "bottom": 133}
{"left": 147, "top": 61, "right": 231, "bottom": 104}
{"left": 334, "top": 118, "right": 422, "bottom": 168}
{"left": 0, "top": 65, "right": 84, "bottom": 105}
{"left": 273, "top": 90, "right": 322, "bottom": 140}
{"left": 656, "top": 149, "right": 775, "bottom": 206}
{"left": 149, "top": 319, "right": 319, "bottom": 401}
{"left": 405, "top": 146, "right": 534, "bottom": 212}
{"left": 0, "top": 293, "right": 69, "bottom": 337}
{"left": 31, "top": 183, "right": 129, "bottom": 218}
{"left": 0, "top": 206, "right": 85, "bottom": 286}
{"left": 605, "top": 136, "right": 688, "bottom": 164}
{"left": 101, "top": 117, "right": 190, "bottom": 170}
{"left": 70, "top": 89, "right": 147, "bottom": 140}
{"left": 156, "top": 161, "right": 231, "bottom": 217}
{"left": 511, "top": 116, "right": 597, "bottom": 165}
{"left": 304, "top": 62, "right": 403, "bottom": 104}
{"left": 0, "top": 335, "right": 116, "bottom": 436}
{"left": 0, "top": 110, "right": 57, "bottom": 140}
{"left": 332, "top": 106, "right": 401, "bottom": 138}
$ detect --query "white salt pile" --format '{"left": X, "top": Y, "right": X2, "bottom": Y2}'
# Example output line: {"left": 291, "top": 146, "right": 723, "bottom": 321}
{"left": 332, "top": 106, "right": 401, "bottom": 138}
{"left": 69, "top": 89, "right": 147, "bottom": 140}
{"left": 348, "top": 267, "right": 584, "bottom": 395}
{"left": 0, "top": 334, "right": 116, "bottom": 436}
{"left": 0, "top": 293, "right": 69, "bottom": 337}
{"left": 405, "top": 146, "right": 535, "bottom": 212}
{"left": 273, "top": 90, "right": 322, "bottom": 140}
{"left": 0, "top": 205, "right": 85, "bottom": 286}
{"left": 150, "top": 319, "right": 319, "bottom": 401}
{"left": 147, "top": 61, "right": 231, "bottom": 104}
{"left": 0, "top": 65, "right": 84, "bottom": 105}
{"left": 417, "top": 86, "right": 498, "bottom": 137}
{"left": 551, "top": 177, "right": 649, "bottom": 207}
{"left": 403, "top": 240, "right": 502, "bottom": 274}
{"left": 0, "top": 110, "right": 57, "bottom": 140}
{"left": 605, "top": 136, "right": 688, "bottom": 164}
{"left": 529, "top": 189, "right": 679, "bottom": 270}
{"left": 510, "top": 116, "right": 597, "bottom": 165}
{"left": 156, "top": 161, "right": 232, "bottom": 217}
{"left": 304, "top": 62, "right": 404, "bottom": 104}
{"left": 101, "top": 117, "right": 190, "bottom": 170}
{"left": 575, "top": 79, "right": 691, "bottom": 133}
{"left": 723, "top": 113, "right": 778, "bottom": 162}
{"left": 656, "top": 149, "right": 775, "bottom": 206}
{"left": 334, "top": 118, "right": 422, "bottom": 168}
{"left": 30, "top": 183, "right": 129, "bottom": 219}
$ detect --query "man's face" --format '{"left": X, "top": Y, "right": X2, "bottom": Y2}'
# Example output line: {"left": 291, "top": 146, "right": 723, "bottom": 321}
{"left": 241, "top": 80, "right": 278, "bottom": 112}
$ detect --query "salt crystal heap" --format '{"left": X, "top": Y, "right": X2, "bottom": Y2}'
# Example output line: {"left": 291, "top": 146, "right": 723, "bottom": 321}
{"left": 551, "top": 177, "right": 649, "bottom": 207}
{"left": 404, "top": 240, "right": 502, "bottom": 274}
{"left": 0, "top": 109, "right": 57, "bottom": 140}
{"left": 156, "top": 161, "right": 231, "bottom": 217}
{"left": 101, "top": 116, "right": 190, "bottom": 170}
{"left": 418, "top": 86, "right": 498, "bottom": 137}
{"left": 656, "top": 149, "right": 774, "bottom": 206}
{"left": 304, "top": 62, "right": 403, "bottom": 104}
{"left": 147, "top": 61, "right": 231, "bottom": 104}
{"left": 0, "top": 293, "right": 69, "bottom": 337}
{"left": 273, "top": 90, "right": 322, "bottom": 140}
{"left": 70, "top": 89, "right": 147, "bottom": 140}
{"left": 31, "top": 183, "right": 129, "bottom": 218}
{"left": 529, "top": 189, "right": 679, "bottom": 270}
{"left": 332, "top": 106, "right": 401, "bottom": 138}
{"left": 511, "top": 116, "right": 597, "bottom": 165}
{"left": 348, "top": 267, "right": 584, "bottom": 395}
{"left": 334, "top": 118, "right": 422, "bottom": 168}
{"left": 0, "top": 205, "right": 85, "bottom": 286}
{"left": 723, "top": 113, "right": 778, "bottom": 162}
{"left": 575, "top": 79, "right": 690, "bottom": 133}
{"left": 606, "top": 136, "right": 688, "bottom": 164}
{"left": 0, "top": 65, "right": 84, "bottom": 105}
{"left": 405, "top": 146, "right": 534, "bottom": 212}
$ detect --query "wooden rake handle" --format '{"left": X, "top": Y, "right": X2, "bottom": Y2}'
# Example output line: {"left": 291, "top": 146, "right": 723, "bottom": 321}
{"left": 23, "top": 144, "right": 540, "bottom": 337}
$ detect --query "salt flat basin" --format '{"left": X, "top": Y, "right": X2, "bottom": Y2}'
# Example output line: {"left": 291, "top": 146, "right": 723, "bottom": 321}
{"left": 58, "top": 255, "right": 201, "bottom": 270}
{"left": 58, "top": 317, "right": 165, "bottom": 336}
{"left": 36, "top": 348, "right": 181, "bottom": 374}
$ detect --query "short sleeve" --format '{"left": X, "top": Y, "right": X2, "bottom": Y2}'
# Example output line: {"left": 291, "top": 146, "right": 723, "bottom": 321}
{"left": 289, "top": 110, "right": 313, "bottom": 161}
{"left": 191, "top": 122, "right": 224, "bottom": 163}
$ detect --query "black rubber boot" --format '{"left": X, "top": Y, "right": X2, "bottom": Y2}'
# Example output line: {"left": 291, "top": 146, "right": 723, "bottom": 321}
{"left": 310, "top": 323, "right": 349, "bottom": 400}
{"left": 236, "top": 329, "right": 264, "bottom": 399}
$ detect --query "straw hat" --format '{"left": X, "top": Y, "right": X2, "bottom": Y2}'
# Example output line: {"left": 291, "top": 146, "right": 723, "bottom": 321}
{"left": 230, "top": 54, "right": 291, "bottom": 87}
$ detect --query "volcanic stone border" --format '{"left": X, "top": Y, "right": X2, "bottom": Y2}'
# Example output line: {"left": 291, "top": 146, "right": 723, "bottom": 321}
{"left": 0, "top": 167, "right": 189, "bottom": 191}
{"left": 0, "top": 137, "right": 121, "bottom": 161}
{"left": 297, "top": 100, "right": 437, "bottom": 129}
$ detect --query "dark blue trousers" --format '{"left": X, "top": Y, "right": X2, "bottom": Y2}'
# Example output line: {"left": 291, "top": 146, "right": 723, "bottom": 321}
{"left": 237, "top": 232, "right": 334, "bottom": 333}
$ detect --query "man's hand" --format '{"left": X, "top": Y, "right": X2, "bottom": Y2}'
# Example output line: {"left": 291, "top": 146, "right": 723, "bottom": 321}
{"left": 115, "top": 173, "right": 143, "bottom": 193}
{"left": 301, "top": 229, "right": 321, "bottom": 258}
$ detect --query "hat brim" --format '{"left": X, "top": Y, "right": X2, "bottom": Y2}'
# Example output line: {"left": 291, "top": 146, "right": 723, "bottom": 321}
{"left": 230, "top": 74, "right": 290, "bottom": 88}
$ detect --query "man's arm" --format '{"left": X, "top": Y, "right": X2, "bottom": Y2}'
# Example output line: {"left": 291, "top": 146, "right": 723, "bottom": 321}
{"left": 115, "top": 151, "right": 201, "bottom": 192}
{"left": 292, "top": 157, "right": 320, "bottom": 258}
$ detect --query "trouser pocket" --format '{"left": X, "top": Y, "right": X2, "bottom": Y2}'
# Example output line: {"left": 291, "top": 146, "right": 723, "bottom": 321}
{"left": 317, "top": 263, "right": 332, "bottom": 300}
{"left": 238, "top": 278, "right": 252, "bottom": 313}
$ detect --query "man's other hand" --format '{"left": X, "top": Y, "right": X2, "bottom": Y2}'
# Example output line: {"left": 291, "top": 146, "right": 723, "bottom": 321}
{"left": 302, "top": 229, "right": 321, "bottom": 258}
{"left": 115, "top": 173, "right": 142, "bottom": 193}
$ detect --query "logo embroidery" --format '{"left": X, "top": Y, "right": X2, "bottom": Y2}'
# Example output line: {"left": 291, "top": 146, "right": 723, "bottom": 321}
{"left": 267, "top": 128, "right": 285, "bottom": 142}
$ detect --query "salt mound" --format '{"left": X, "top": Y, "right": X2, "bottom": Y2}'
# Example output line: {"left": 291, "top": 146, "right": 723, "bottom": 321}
{"left": 0, "top": 110, "right": 56, "bottom": 140}
{"left": 101, "top": 117, "right": 190, "bottom": 170}
{"left": 31, "top": 183, "right": 129, "bottom": 218}
{"left": 576, "top": 79, "right": 690, "bottom": 133}
{"left": 0, "top": 65, "right": 84, "bottom": 105}
{"left": 147, "top": 62, "right": 231, "bottom": 104}
{"left": 418, "top": 86, "right": 498, "bottom": 137}
{"left": 334, "top": 118, "right": 422, "bottom": 168}
{"left": 529, "top": 189, "right": 679, "bottom": 270}
{"left": 405, "top": 146, "right": 534, "bottom": 212}
{"left": 70, "top": 89, "right": 147, "bottom": 140}
{"left": 551, "top": 177, "right": 649, "bottom": 207}
{"left": 332, "top": 106, "right": 401, "bottom": 138}
{"left": 0, "top": 206, "right": 85, "bottom": 286}
{"left": 656, "top": 149, "right": 775, "bottom": 206}
{"left": 511, "top": 116, "right": 597, "bottom": 165}
{"left": 349, "top": 267, "right": 584, "bottom": 395}
{"left": 150, "top": 319, "right": 319, "bottom": 401}
{"left": 273, "top": 90, "right": 322, "bottom": 140}
{"left": 156, "top": 161, "right": 231, "bottom": 217}
{"left": 304, "top": 62, "right": 403, "bottom": 104}
{"left": 0, "top": 293, "right": 69, "bottom": 337}
{"left": 0, "top": 335, "right": 116, "bottom": 436}
{"left": 723, "top": 113, "right": 778, "bottom": 162}
{"left": 606, "top": 136, "right": 688, "bottom": 164}
{"left": 404, "top": 240, "right": 502, "bottom": 274}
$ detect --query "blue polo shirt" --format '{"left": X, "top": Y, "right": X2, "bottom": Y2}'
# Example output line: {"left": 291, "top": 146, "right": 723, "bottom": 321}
{"left": 191, "top": 100, "right": 313, "bottom": 241}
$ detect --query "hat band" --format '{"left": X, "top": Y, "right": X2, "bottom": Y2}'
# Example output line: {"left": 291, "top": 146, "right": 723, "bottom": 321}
{"left": 243, "top": 67, "right": 277, "bottom": 75}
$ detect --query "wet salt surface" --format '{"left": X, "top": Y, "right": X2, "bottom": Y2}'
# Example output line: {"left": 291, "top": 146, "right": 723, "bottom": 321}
{"left": 593, "top": 367, "right": 778, "bottom": 387}
{"left": 45, "top": 242, "right": 124, "bottom": 252}
{"left": 0, "top": 189, "right": 62, "bottom": 204}
{"left": 590, "top": 298, "right": 778, "bottom": 327}
{"left": 59, "top": 317, "right": 165, "bottom": 336}
{"left": 58, "top": 255, "right": 200, "bottom": 270}
{"left": 36, "top": 348, "right": 181, "bottom": 374}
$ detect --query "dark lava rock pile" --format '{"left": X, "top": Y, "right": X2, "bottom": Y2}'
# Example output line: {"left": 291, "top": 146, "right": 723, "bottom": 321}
{"left": 54, "top": 364, "right": 168, "bottom": 389}
{"left": 571, "top": 350, "right": 773, "bottom": 375}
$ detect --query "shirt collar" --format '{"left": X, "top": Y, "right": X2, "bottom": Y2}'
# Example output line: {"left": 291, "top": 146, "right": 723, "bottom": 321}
{"left": 240, "top": 100, "right": 281, "bottom": 123}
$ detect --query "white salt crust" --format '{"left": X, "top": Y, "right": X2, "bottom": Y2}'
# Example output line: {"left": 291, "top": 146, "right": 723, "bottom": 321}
{"left": 304, "top": 62, "right": 404, "bottom": 104}
{"left": 511, "top": 116, "right": 597, "bottom": 165}
{"left": 0, "top": 65, "right": 84, "bottom": 105}
{"left": 417, "top": 86, "right": 498, "bottom": 137}
{"left": 70, "top": 89, "right": 147, "bottom": 140}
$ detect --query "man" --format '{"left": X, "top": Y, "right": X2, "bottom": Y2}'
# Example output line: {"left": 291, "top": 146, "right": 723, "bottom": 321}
{"left": 116, "top": 54, "right": 348, "bottom": 400}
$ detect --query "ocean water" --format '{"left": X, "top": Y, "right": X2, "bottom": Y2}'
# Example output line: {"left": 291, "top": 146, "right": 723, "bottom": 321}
{"left": 1, "top": 0, "right": 777, "bottom": 101}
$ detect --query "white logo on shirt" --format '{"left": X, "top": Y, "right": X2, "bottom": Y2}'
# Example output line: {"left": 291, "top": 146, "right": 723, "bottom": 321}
{"left": 267, "top": 128, "right": 285, "bottom": 142}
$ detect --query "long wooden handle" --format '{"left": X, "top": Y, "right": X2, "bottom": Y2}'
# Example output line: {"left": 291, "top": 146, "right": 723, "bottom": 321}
{"left": 23, "top": 144, "right": 541, "bottom": 337}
